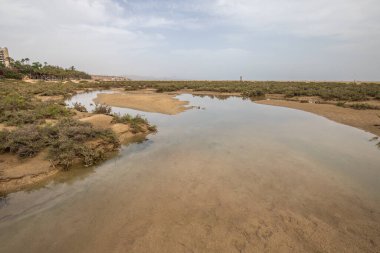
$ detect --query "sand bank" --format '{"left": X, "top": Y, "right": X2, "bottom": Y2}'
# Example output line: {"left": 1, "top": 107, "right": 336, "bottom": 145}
{"left": 0, "top": 151, "right": 59, "bottom": 194}
{"left": 94, "top": 92, "right": 189, "bottom": 115}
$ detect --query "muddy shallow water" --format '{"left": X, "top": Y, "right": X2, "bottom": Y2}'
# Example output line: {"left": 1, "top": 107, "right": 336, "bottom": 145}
{"left": 1, "top": 92, "right": 380, "bottom": 252}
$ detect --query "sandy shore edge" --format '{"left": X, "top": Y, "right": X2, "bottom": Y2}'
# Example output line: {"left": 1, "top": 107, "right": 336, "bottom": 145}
{"left": 256, "top": 99, "right": 380, "bottom": 137}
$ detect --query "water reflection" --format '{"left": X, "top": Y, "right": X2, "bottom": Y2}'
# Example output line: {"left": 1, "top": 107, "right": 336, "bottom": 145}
{"left": 1, "top": 91, "right": 379, "bottom": 253}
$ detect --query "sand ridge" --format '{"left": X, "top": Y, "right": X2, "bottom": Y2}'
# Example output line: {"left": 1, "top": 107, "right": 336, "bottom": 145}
{"left": 93, "top": 92, "right": 189, "bottom": 115}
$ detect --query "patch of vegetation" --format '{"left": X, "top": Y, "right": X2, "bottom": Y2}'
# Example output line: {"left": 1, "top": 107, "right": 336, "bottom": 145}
{"left": 35, "top": 102, "right": 72, "bottom": 118}
{"left": 73, "top": 102, "right": 87, "bottom": 112}
{"left": 242, "top": 89, "right": 265, "bottom": 98}
{"left": 0, "top": 93, "right": 32, "bottom": 112}
{"left": 47, "top": 119, "right": 119, "bottom": 169}
{"left": 347, "top": 103, "right": 380, "bottom": 110}
{"left": 336, "top": 102, "right": 380, "bottom": 110}
{"left": 0, "top": 79, "right": 156, "bottom": 170}
{"left": 93, "top": 104, "right": 112, "bottom": 115}
{"left": 112, "top": 113, "right": 157, "bottom": 133}
{"left": 113, "top": 80, "right": 380, "bottom": 102}
{"left": 147, "top": 125, "right": 157, "bottom": 132}
{"left": 0, "top": 126, "right": 47, "bottom": 158}
{"left": 0, "top": 102, "right": 72, "bottom": 126}
{"left": 0, "top": 119, "right": 120, "bottom": 169}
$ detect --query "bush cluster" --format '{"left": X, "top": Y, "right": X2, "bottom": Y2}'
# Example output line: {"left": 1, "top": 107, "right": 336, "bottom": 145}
{"left": 93, "top": 104, "right": 112, "bottom": 115}
{"left": 112, "top": 113, "right": 157, "bottom": 133}
{"left": 73, "top": 102, "right": 88, "bottom": 112}
{"left": 0, "top": 101, "right": 72, "bottom": 126}
{"left": 0, "top": 119, "right": 120, "bottom": 169}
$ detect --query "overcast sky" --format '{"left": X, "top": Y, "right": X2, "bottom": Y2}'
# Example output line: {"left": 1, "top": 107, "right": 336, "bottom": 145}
{"left": 1, "top": 0, "right": 379, "bottom": 80}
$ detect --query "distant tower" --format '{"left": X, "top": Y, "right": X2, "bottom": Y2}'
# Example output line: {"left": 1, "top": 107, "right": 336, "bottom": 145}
{"left": 240, "top": 75, "right": 243, "bottom": 82}
{"left": 0, "top": 47, "right": 10, "bottom": 67}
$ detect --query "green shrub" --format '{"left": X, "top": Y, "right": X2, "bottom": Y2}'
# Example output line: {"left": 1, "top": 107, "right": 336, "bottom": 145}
{"left": 112, "top": 113, "right": 152, "bottom": 133}
{"left": 48, "top": 118, "right": 119, "bottom": 169}
{"left": 0, "top": 94, "right": 31, "bottom": 112}
{"left": 148, "top": 125, "right": 157, "bottom": 132}
{"left": 0, "top": 110, "right": 39, "bottom": 126}
{"left": 73, "top": 102, "right": 87, "bottom": 112}
{"left": 35, "top": 102, "right": 72, "bottom": 119}
{"left": 93, "top": 104, "right": 112, "bottom": 114}
{"left": 0, "top": 118, "right": 120, "bottom": 168}
{"left": 1, "top": 125, "right": 48, "bottom": 158}
{"left": 112, "top": 113, "right": 133, "bottom": 124}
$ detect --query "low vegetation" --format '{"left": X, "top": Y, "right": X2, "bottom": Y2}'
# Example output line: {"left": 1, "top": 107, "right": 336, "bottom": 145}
{"left": 73, "top": 102, "right": 87, "bottom": 112}
{"left": 104, "top": 80, "right": 380, "bottom": 102}
{"left": 0, "top": 78, "right": 378, "bottom": 170}
{"left": 112, "top": 113, "right": 157, "bottom": 133}
{"left": 93, "top": 104, "right": 112, "bottom": 115}
{"left": 336, "top": 102, "right": 380, "bottom": 110}
{"left": 0, "top": 119, "right": 119, "bottom": 169}
{"left": 0, "top": 79, "right": 155, "bottom": 170}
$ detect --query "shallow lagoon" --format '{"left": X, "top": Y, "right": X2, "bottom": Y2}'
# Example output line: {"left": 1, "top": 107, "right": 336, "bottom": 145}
{"left": 1, "top": 92, "right": 379, "bottom": 252}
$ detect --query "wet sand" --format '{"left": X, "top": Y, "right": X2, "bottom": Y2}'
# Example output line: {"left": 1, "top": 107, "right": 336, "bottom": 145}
{"left": 0, "top": 151, "right": 59, "bottom": 194}
{"left": 256, "top": 99, "right": 380, "bottom": 136}
{"left": 94, "top": 92, "right": 189, "bottom": 115}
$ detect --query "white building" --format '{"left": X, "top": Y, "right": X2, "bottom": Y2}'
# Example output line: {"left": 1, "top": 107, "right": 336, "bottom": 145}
{"left": 0, "top": 47, "right": 10, "bottom": 67}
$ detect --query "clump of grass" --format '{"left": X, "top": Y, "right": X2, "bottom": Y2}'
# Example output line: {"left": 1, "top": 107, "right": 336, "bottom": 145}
{"left": 147, "top": 125, "right": 157, "bottom": 132}
{"left": 112, "top": 113, "right": 147, "bottom": 124}
{"left": 93, "top": 104, "right": 112, "bottom": 114}
{"left": 112, "top": 113, "right": 157, "bottom": 133}
{"left": 73, "top": 102, "right": 87, "bottom": 112}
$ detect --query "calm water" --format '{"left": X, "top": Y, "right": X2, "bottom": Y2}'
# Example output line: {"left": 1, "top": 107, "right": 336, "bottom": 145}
{"left": 1, "top": 92, "right": 379, "bottom": 252}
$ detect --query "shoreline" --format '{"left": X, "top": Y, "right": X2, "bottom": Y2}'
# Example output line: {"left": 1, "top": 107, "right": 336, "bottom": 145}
{"left": 255, "top": 99, "right": 380, "bottom": 137}
{"left": 94, "top": 89, "right": 380, "bottom": 137}
{"left": 2, "top": 84, "right": 380, "bottom": 195}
